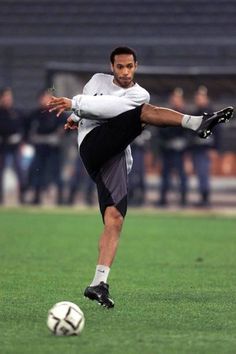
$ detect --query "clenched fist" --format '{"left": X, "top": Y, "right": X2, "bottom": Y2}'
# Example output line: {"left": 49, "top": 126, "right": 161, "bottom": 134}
{"left": 64, "top": 116, "right": 78, "bottom": 130}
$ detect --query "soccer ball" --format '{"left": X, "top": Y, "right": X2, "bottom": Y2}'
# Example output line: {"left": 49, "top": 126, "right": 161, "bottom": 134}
{"left": 47, "top": 301, "right": 85, "bottom": 336}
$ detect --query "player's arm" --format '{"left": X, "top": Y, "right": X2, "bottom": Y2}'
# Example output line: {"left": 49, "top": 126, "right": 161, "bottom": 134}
{"left": 59, "top": 75, "right": 98, "bottom": 128}
{"left": 73, "top": 85, "right": 150, "bottom": 119}
{"left": 64, "top": 115, "right": 78, "bottom": 130}
{"left": 48, "top": 94, "right": 138, "bottom": 119}
{"left": 72, "top": 94, "right": 140, "bottom": 118}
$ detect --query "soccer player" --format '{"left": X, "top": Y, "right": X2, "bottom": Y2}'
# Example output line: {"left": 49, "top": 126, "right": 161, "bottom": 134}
{"left": 48, "top": 48, "right": 234, "bottom": 308}
{"left": 58, "top": 47, "right": 150, "bottom": 308}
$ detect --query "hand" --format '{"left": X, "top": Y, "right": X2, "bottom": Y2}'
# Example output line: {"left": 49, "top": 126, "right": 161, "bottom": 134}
{"left": 64, "top": 116, "right": 78, "bottom": 130}
{"left": 47, "top": 96, "right": 72, "bottom": 117}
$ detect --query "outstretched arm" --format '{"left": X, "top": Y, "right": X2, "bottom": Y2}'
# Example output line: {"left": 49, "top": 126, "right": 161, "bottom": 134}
{"left": 48, "top": 95, "right": 138, "bottom": 119}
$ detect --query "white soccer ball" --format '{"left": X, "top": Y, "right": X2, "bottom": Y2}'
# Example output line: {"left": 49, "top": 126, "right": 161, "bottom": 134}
{"left": 47, "top": 301, "right": 85, "bottom": 336}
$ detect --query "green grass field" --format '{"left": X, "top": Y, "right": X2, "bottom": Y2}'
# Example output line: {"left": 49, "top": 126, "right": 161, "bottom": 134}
{"left": 0, "top": 208, "right": 236, "bottom": 354}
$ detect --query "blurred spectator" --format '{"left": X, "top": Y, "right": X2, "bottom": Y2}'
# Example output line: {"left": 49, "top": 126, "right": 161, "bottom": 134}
{"left": 156, "top": 88, "right": 188, "bottom": 207}
{"left": 0, "top": 87, "right": 26, "bottom": 204}
{"left": 26, "top": 89, "right": 66, "bottom": 205}
{"left": 66, "top": 131, "right": 95, "bottom": 205}
{"left": 190, "top": 86, "right": 221, "bottom": 207}
{"left": 129, "top": 130, "right": 151, "bottom": 206}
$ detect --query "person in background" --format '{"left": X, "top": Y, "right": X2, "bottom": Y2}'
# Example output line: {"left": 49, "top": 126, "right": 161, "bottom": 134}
{"left": 0, "top": 87, "right": 26, "bottom": 204}
{"left": 128, "top": 129, "right": 151, "bottom": 206}
{"left": 26, "top": 89, "right": 66, "bottom": 205}
{"left": 190, "top": 86, "right": 221, "bottom": 207}
{"left": 156, "top": 88, "right": 188, "bottom": 207}
{"left": 66, "top": 132, "right": 95, "bottom": 206}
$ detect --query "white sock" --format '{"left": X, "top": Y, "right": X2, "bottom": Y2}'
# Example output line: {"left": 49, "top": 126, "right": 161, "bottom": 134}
{"left": 90, "top": 265, "right": 110, "bottom": 286}
{"left": 182, "top": 114, "right": 203, "bottom": 131}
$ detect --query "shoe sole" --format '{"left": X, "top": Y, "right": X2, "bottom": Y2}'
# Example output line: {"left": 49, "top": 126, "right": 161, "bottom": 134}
{"left": 84, "top": 295, "right": 114, "bottom": 309}
{"left": 199, "top": 106, "right": 234, "bottom": 138}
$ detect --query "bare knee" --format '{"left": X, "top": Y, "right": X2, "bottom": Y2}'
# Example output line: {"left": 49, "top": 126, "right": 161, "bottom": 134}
{"left": 104, "top": 206, "right": 124, "bottom": 233}
{"left": 141, "top": 103, "right": 182, "bottom": 126}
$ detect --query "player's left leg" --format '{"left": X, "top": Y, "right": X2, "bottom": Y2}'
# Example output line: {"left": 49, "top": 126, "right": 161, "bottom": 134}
{"left": 48, "top": 95, "right": 234, "bottom": 136}
{"left": 140, "top": 104, "right": 234, "bottom": 138}
{"left": 195, "top": 107, "right": 234, "bottom": 138}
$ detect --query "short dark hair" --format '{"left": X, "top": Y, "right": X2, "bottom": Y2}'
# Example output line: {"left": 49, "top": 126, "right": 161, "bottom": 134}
{"left": 110, "top": 47, "right": 137, "bottom": 64}
{"left": 36, "top": 88, "right": 50, "bottom": 99}
{"left": 0, "top": 86, "right": 11, "bottom": 98}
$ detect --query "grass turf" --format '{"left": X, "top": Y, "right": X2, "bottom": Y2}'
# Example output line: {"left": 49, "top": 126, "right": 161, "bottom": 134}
{"left": 0, "top": 208, "right": 236, "bottom": 354}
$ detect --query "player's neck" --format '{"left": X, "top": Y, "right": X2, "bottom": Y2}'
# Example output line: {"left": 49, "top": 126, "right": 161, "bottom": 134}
{"left": 113, "top": 78, "right": 135, "bottom": 88}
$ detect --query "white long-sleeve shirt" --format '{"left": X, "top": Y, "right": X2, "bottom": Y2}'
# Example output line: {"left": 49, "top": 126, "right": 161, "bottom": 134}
{"left": 71, "top": 73, "right": 150, "bottom": 172}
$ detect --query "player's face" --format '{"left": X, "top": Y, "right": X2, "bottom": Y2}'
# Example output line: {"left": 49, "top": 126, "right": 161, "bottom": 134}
{"left": 111, "top": 54, "right": 137, "bottom": 88}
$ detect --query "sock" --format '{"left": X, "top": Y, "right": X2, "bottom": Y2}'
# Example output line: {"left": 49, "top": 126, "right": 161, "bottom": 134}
{"left": 182, "top": 114, "right": 203, "bottom": 131}
{"left": 90, "top": 265, "right": 110, "bottom": 286}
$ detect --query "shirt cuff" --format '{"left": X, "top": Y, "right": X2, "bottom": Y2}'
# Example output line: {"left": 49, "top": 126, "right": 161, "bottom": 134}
{"left": 71, "top": 95, "right": 82, "bottom": 111}
{"left": 70, "top": 113, "right": 80, "bottom": 123}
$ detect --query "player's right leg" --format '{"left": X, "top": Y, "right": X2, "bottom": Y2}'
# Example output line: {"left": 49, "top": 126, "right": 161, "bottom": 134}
{"left": 84, "top": 206, "right": 123, "bottom": 309}
{"left": 80, "top": 144, "right": 127, "bottom": 308}
{"left": 84, "top": 206, "right": 123, "bottom": 308}
{"left": 84, "top": 281, "right": 115, "bottom": 308}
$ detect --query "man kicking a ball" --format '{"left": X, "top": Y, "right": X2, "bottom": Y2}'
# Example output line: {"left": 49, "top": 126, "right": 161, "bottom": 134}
{"left": 48, "top": 47, "right": 234, "bottom": 309}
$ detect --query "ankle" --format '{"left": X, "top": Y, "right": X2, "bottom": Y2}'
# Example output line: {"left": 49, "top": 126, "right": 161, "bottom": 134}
{"left": 90, "top": 265, "right": 110, "bottom": 286}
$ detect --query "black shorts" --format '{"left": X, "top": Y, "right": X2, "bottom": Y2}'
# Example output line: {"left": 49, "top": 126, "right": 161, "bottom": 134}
{"left": 80, "top": 105, "right": 143, "bottom": 219}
